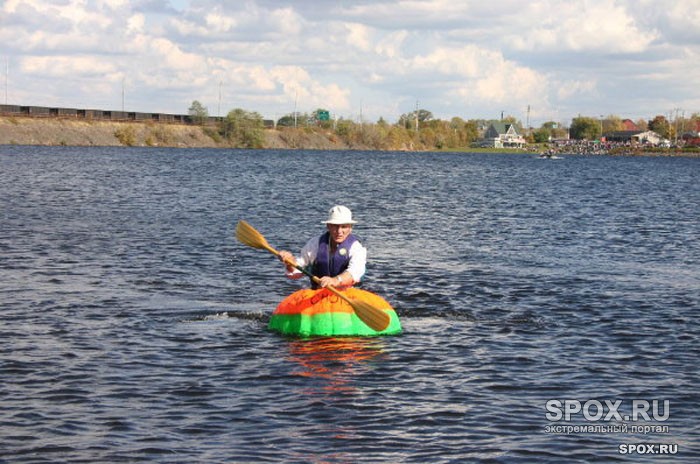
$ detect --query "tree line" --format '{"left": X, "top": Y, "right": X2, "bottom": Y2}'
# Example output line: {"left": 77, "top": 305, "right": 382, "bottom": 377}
{"left": 188, "top": 100, "right": 699, "bottom": 150}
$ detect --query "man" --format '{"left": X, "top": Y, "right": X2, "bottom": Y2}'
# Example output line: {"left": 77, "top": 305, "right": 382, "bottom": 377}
{"left": 278, "top": 205, "right": 367, "bottom": 289}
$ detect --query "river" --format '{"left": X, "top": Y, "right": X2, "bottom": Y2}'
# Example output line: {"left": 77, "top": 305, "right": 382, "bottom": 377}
{"left": 1, "top": 146, "right": 698, "bottom": 462}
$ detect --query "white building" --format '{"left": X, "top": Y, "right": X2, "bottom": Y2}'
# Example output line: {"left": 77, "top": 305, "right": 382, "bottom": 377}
{"left": 604, "top": 130, "right": 668, "bottom": 146}
{"left": 481, "top": 122, "right": 527, "bottom": 148}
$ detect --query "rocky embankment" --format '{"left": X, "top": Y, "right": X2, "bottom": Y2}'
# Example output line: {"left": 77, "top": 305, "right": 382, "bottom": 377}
{"left": 0, "top": 116, "right": 365, "bottom": 150}
{"left": 3, "top": 116, "right": 697, "bottom": 156}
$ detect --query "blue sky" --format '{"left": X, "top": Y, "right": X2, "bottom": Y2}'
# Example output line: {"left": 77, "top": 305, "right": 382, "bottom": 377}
{"left": 2, "top": 0, "right": 699, "bottom": 127}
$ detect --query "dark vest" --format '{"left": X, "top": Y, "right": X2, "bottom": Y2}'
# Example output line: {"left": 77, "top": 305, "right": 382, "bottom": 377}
{"left": 311, "top": 232, "right": 359, "bottom": 288}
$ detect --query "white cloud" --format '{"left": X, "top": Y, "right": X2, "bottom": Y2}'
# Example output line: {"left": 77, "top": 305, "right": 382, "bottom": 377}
{"left": 138, "top": 36, "right": 205, "bottom": 71}
{"left": 204, "top": 12, "right": 237, "bottom": 33}
{"left": 22, "top": 55, "right": 115, "bottom": 76}
{"left": 56, "top": 0, "right": 112, "bottom": 29}
{"left": 506, "top": 0, "right": 657, "bottom": 53}
{"left": 344, "top": 23, "right": 373, "bottom": 52}
{"left": 169, "top": 17, "right": 208, "bottom": 36}
{"left": 556, "top": 79, "right": 598, "bottom": 101}
{"left": 266, "top": 66, "right": 351, "bottom": 111}
{"left": 2, "top": 0, "right": 698, "bottom": 123}
{"left": 2, "top": 0, "right": 37, "bottom": 13}
{"left": 411, "top": 46, "right": 482, "bottom": 77}
{"left": 267, "top": 7, "right": 303, "bottom": 37}
{"left": 634, "top": 0, "right": 700, "bottom": 44}
{"left": 126, "top": 14, "right": 146, "bottom": 34}
{"left": 375, "top": 30, "right": 408, "bottom": 59}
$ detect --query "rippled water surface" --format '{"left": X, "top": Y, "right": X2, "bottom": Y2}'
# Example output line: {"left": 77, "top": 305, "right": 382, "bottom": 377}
{"left": 1, "top": 146, "right": 699, "bottom": 463}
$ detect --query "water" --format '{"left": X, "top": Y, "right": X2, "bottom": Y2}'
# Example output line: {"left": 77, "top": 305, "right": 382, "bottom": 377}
{"left": 1, "top": 146, "right": 698, "bottom": 463}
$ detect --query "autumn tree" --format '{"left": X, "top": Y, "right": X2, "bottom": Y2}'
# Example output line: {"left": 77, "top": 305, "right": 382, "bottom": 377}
{"left": 602, "top": 115, "right": 623, "bottom": 133}
{"left": 502, "top": 115, "right": 523, "bottom": 133}
{"left": 398, "top": 109, "right": 433, "bottom": 130}
{"left": 532, "top": 127, "right": 551, "bottom": 143}
{"left": 220, "top": 108, "right": 265, "bottom": 148}
{"left": 188, "top": 100, "right": 209, "bottom": 125}
{"left": 570, "top": 116, "right": 601, "bottom": 140}
{"left": 648, "top": 115, "right": 671, "bottom": 139}
{"left": 277, "top": 112, "right": 311, "bottom": 127}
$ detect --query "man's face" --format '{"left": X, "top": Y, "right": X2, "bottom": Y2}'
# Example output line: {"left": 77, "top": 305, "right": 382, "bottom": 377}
{"left": 327, "top": 223, "right": 353, "bottom": 244}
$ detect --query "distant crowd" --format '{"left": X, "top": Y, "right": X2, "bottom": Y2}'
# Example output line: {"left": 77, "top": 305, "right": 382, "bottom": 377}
{"left": 549, "top": 140, "right": 610, "bottom": 155}
{"left": 544, "top": 140, "right": 671, "bottom": 156}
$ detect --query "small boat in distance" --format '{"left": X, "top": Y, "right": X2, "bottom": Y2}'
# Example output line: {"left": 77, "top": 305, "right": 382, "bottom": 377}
{"left": 538, "top": 150, "right": 561, "bottom": 160}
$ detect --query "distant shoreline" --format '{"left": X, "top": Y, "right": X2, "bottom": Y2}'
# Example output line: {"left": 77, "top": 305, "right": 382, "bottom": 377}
{"left": 1, "top": 116, "right": 698, "bottom": 156}
{"left": 0, "top": 116, "right": 360, "bottom": 150}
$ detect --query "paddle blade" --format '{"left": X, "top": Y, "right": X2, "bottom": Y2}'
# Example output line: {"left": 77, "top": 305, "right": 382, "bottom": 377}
{"left": 348, "top": 299, "right": 391, "bottom": 332}
{"left": 236, "top": 220, "right": 275, "bottom": 253}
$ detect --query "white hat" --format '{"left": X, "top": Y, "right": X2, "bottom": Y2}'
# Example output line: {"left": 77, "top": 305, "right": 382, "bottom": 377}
{"left": 322, "top": 205, "right": 357, "bottom": 225}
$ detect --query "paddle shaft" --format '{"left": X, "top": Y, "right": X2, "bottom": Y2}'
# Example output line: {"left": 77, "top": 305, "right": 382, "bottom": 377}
{"left": 260, "top": 243, "right": 358, "bottom": 307}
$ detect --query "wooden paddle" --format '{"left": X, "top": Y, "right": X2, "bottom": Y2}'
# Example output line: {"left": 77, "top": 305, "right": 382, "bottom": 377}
{"left": 235, "top": 220, "right": 390, "bottom": 332}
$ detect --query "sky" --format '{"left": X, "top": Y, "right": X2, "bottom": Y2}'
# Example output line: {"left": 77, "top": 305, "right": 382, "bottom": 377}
{"left": 1, "top": 0, "right": 699, "bottom": 127}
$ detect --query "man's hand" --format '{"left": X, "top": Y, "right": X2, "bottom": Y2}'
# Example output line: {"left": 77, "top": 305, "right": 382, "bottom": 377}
{"left": 278, "top": 251, "right": 296, "bottom": 268}
{"left": 318, "top": 276, "right": 338, "bottom": 288}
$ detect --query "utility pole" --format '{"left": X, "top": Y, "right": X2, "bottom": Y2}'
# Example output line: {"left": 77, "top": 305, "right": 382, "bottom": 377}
{"left": 4, "top": 57, "right": 8, "bottom": 104}
{"left": 526, "top": 104, "right": 531, "bottom": 129}
{"left": 293, "top": 90, "right": 298, "bottom": 128}
{"left": 680, "top": 109, "right": 685, "bottom": 143}
{"left": 673, "top": 108, "right": 683, "bottom": 145}
{"left": 668, "top": 109, "right": 680, "bottom": 143}
{"left": 415, "top": 100, "right": 419, "bottom": 131}
{"left": 218, "top": 80, "right": 222, "bottom": 118}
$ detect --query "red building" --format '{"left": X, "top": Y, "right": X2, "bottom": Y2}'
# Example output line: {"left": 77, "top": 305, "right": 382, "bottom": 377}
{"left": 621, "top": 119, "right": 639, "bottom": 131}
